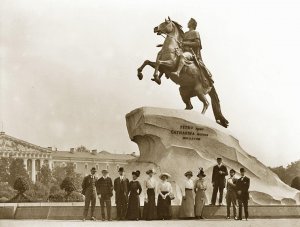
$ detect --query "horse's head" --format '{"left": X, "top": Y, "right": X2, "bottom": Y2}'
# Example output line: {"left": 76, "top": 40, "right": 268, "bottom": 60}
{"left": 154, "top": 17, "right": 174, "bottom": 35}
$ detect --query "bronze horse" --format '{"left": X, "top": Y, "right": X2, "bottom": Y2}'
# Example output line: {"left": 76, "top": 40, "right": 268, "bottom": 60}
{"left": 137, "top": 17, "right": 229, "bottom": 128}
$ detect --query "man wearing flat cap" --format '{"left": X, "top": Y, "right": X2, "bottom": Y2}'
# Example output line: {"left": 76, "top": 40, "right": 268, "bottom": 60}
{"left": 96, "top": 169, "right": 113, "bottom": 221}
{"left": 211, "top": 157, "right": 228, "bottom": 206}
{"left": 82, "top": 167, "right": 98, "bottom": 221}
{"left": 114, "top": 167, "right": 129, "bottom": 220}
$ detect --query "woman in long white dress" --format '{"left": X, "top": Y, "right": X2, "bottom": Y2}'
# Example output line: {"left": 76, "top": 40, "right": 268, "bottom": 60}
{"left": 179, "top": 171, "right": 195, "bottom": 218}
{"left": 157, "top": 173, "right": 172, "bottom": 220}
{"left": 194, "top": 168, "right": 207, "bottom": 219}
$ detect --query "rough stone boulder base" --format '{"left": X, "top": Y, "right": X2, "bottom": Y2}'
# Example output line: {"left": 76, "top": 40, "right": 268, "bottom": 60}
{"left": 126, "top": 107, "right": 298, "bottom": 205}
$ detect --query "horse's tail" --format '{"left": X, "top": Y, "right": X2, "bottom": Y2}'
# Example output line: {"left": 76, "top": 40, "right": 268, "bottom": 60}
{"left": 208, "top": 86, "right": 229, "bottom": 128}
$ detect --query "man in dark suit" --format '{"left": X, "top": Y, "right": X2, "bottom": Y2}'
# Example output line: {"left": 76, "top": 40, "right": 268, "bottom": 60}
{"left": 211, "top": 157, "right": 228, "bottom": 205}
{"left": 114, "top": 167, "right": 129, "bottom": 220}
{"left": 236, "top": 168, "right": 250, "bottom": 220}
{"left": 82, "top": 167, "right": 98, "bottom": 221}
{"left": 96, "top": 169, "right": 113, "bottom": 221}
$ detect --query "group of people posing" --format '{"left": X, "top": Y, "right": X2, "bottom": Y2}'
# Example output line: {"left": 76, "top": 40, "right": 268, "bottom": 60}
{"left": 81, "top": 157, "right": 250, "bottom": 221}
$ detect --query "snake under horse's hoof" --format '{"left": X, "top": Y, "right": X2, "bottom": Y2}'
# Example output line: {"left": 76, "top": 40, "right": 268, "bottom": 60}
{"left": 216, "top": 119, "right": 229, "bottom": 128}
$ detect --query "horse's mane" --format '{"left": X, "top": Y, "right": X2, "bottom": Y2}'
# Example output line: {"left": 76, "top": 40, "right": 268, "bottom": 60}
{"left": 172, "top": 21, "right": 184, "bottom": 37}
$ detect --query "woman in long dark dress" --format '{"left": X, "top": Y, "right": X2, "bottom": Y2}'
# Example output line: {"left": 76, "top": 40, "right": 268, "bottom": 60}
{"left": 194, "top": 168, "right": 207, "bottom": 219}
{"left": 157, "top": 173, "right": 172, "bottom": 220}
{"left": 126, "top": 170, "right": 142, "bottom": 220}
{"left": 143, "top": 169, "right": 157, "bottom": 220}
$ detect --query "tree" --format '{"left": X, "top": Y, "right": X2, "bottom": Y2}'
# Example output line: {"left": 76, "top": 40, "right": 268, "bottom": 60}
{"left": 50, "top": 184, "right": 60, "bottom": 195}
{"left": 52, "top": 162, "right": 83, "bottom": 192}
{"left": 75, "top": 145, "right": 90, "bottom": 153}
{"left": 9, "top": 177, "right": 31, "bottom": 202}
{"left": 286, "top": 161, "right": 300, "bottom": 183}
{"left": 60, "top": 177, "right": 76, "bottom": 194}
{"left": 0, "top": 182, "right": 16, "bottom": 202}
{"left": 291, "top": 176, "right": 300, "bottom": 190}
{"left": 52, "top": 166, "right": 66, "bottom": 185}
{"left": 14, "top": 177, "right": 30, "bottom": 193}
{"left": 8, "top": 158, "right": 31, "bottom": 186}
{"left": 65, "top": 162, "right": 76, "bottom": 176}
{"left": 38, "top": 164, "right": 52, "bottom": 185}
{"left": 0, "top": 157, "right": 12, "bottom": 183}
{"left": 60, "top": 177, "right": 76, "bottom": 201}
{"left": 26, "top": 181, "right": 50, "bottom": 202}
{"left": 65, "top": 163, "right": 83, "bottom": 191}
{"left": 270, "top": 160, "right": 300, "bottom": 185}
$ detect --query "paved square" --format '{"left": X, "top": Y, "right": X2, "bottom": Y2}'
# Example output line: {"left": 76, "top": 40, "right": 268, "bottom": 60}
{"left": 0, "top": 219, "right": 299, "bottom": 227}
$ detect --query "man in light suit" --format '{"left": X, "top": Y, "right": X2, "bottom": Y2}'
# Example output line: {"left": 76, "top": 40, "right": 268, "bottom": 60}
{"left": 82, "top": 167, "right": 98, "bottom": 221}
{"left": 211, "top": 157, "right": 228, "bottom": 205}
{"left": 114, "top": 167, "right": 129, "bottom": 220}
{"left": 236, "top": 168, "right": 250, "bottom": 220}
{"left": 226, "top": 169, "right": 238, "bottom": 219}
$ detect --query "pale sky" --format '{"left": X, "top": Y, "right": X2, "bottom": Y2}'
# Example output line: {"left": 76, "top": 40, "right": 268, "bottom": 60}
{"left": 1, "top": 0, "right": 300, "bottom": 167}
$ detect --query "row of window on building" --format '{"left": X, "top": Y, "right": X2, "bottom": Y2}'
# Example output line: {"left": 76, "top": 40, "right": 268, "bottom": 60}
{"left": 57, "top": 161, "right": 121, "bottom": 172}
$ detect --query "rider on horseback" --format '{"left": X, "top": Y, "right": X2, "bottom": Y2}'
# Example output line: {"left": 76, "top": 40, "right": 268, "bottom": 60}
{"left": 137, "top": 17, "right": 229, "bottom": 128}
{"left": 170, "top": 18, "right": 203, "bottom": 78}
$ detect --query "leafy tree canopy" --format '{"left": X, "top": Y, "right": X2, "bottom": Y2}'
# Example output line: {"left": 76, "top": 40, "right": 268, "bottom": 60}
{"left": 37, "top": 164, "right": 52, "bottom": 185}
{"left": 8, "top": 158, "right": 31, "bottom": 186}
{"left": 60, "top": 176, "right": 76, "bottom": 194}
{"left": 75, "top": 145, "right": 90, "bottom": 153}
{"left": 291, "top": 176, "right": 300, "bottom": 190}
{"left": 13, "top": 177, "right": 30, "bottom": 194}
{"left": 0, "top": 157, "right": 12, "bottom": 183}
{"left": 270, "top": 160, "right": 300, "bottom": 185}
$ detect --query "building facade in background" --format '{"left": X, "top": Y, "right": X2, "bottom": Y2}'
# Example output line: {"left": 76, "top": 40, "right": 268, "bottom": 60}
{"left": 0, "top": 132, "right": 136, "bottom": 183}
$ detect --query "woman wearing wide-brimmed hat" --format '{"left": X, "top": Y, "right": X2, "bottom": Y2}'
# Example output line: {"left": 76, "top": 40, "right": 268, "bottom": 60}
{"left": 157, "top": 173, "right": 173, "bottom": 220}
{"left": 143, "top": 169, "right": 157, "bottom": 220}
{"left": 179, "top": 171, "right": 195, "bottom": 218}
{"left": 194, "top": 168, "right": 207, "bottom": 219}
{"left": 126, "top": 170, "right": 142, "bottom": 220}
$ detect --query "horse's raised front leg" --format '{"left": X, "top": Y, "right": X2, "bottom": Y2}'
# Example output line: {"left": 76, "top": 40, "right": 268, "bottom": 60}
{"left": 137, "top": 60, "right": 156, "bottom": 80}
{"left": 153, "top": 53, "right": 162, "bottom": 84}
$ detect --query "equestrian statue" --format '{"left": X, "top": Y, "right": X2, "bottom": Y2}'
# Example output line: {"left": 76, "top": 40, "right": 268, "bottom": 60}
{"left": 137, "top": 17, "right": 229, "bottom": 128}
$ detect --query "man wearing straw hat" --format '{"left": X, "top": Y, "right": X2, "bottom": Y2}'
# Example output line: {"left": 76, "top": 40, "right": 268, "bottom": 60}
{"left": 96, "top": 169, "right": 113, "bottom": 221}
